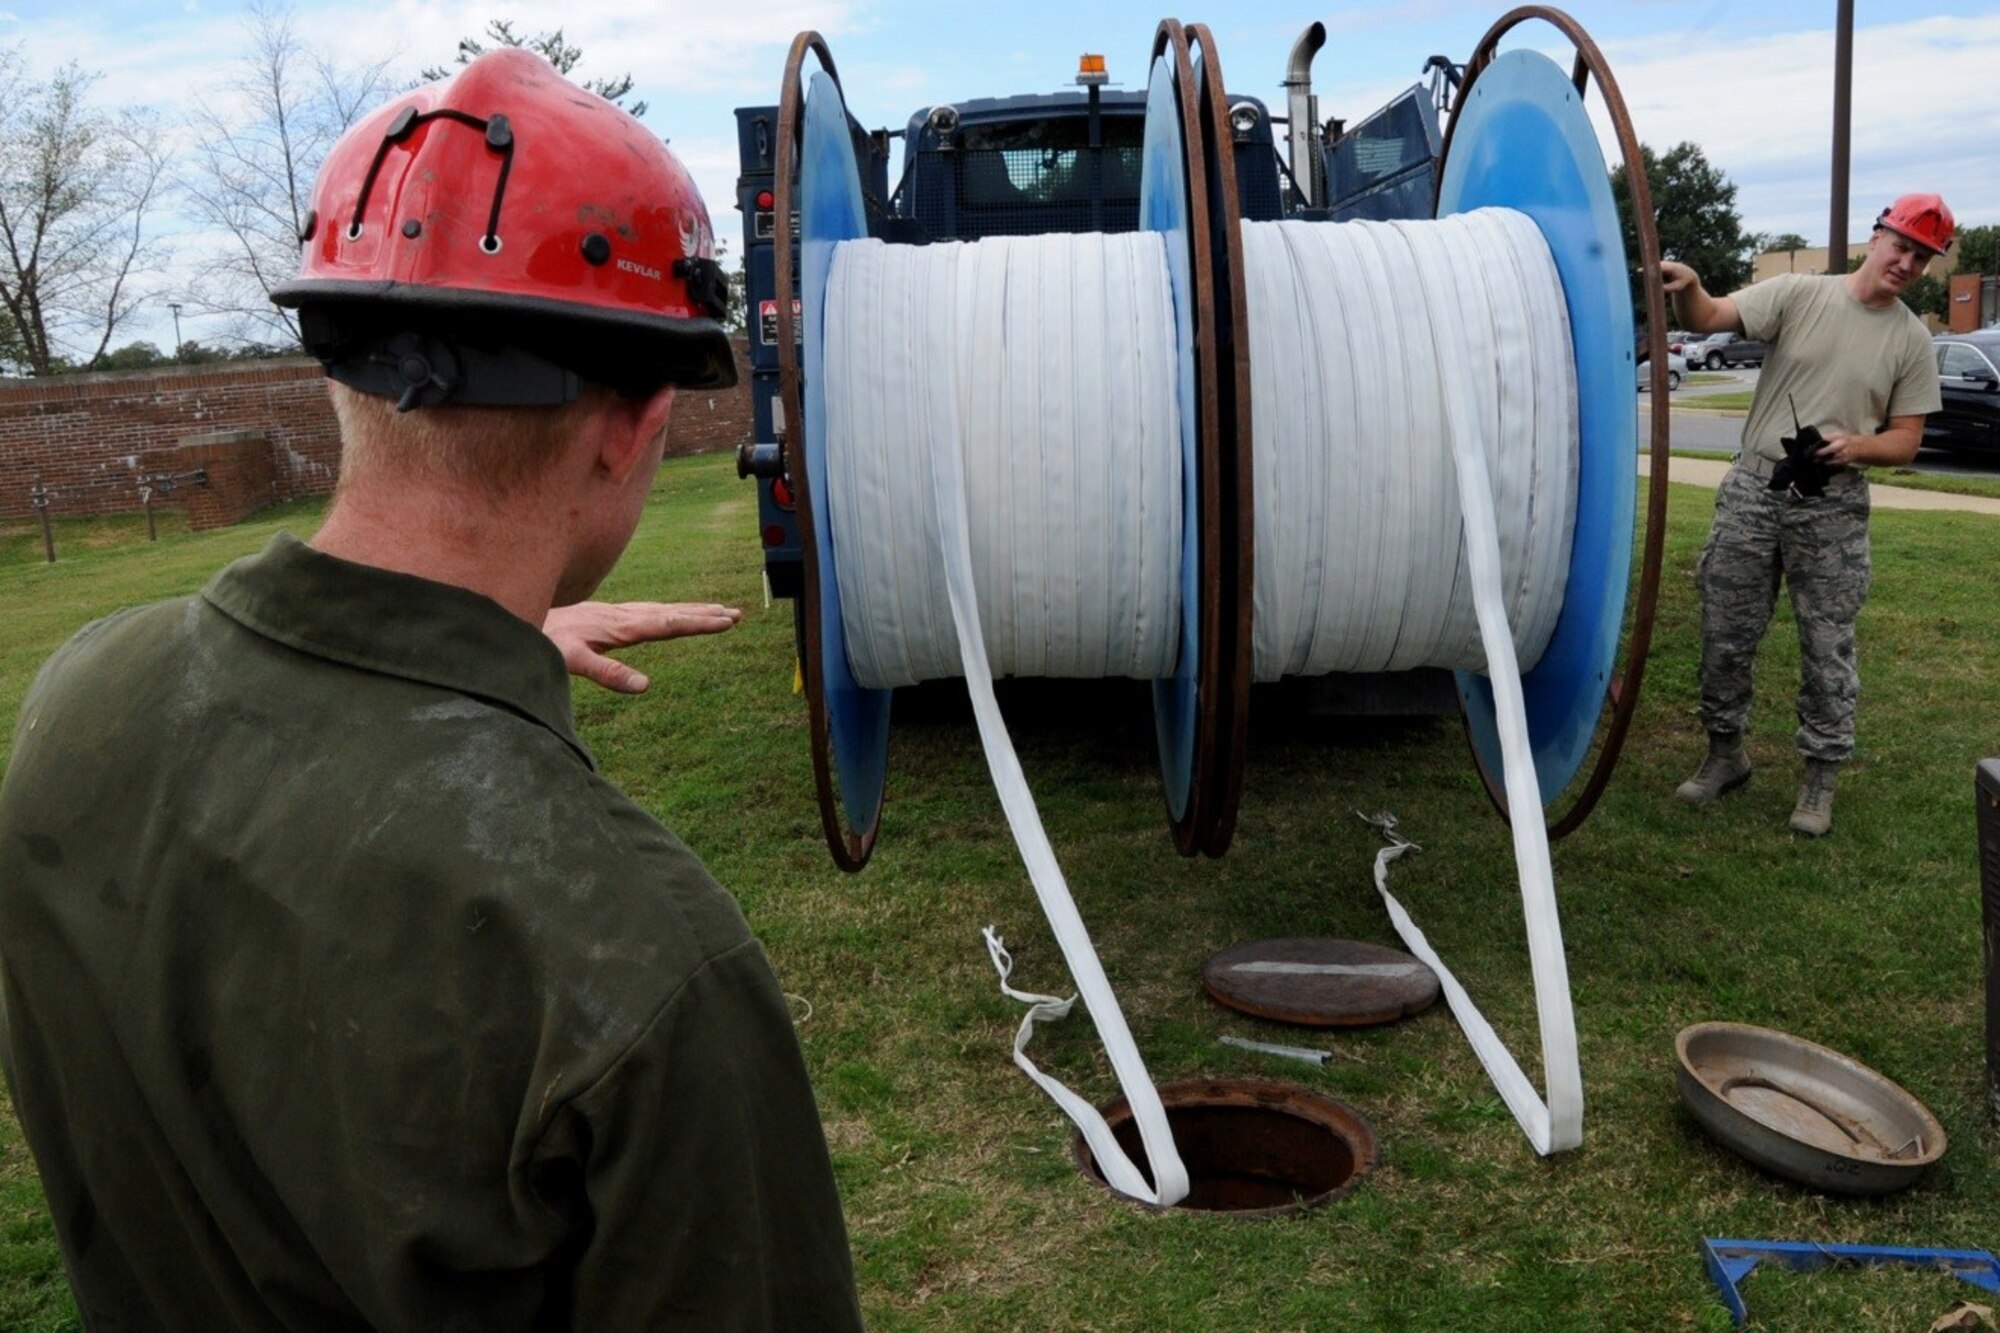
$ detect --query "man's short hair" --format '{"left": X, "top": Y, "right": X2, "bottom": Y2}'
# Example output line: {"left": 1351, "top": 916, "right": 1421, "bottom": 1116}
{"left": 328, "top": 381, "right": 617, "bottom": 498}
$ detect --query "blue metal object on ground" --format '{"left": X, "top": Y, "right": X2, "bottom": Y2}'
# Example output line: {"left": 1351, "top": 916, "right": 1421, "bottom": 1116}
{"left": 1436, "top": 49, "right": 1637, "bottom": 804}
{"left": 1702, "top": 1238, "right": 2000, "bottom": 1328}
{"left": 801, "top": 70, "right": 893, "bottom": 839}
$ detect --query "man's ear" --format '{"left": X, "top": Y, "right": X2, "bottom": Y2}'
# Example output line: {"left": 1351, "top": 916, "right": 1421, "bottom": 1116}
{"left": 597, "top": 385, "right": 678, "bottom": 484}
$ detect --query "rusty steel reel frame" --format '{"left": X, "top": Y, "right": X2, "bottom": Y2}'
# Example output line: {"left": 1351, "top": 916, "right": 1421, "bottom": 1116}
{"left": 1147, "top": 19, "right": 1248, "bottom": 858}
{"left": 1178, "top": 22, "right": 1256, "bottom": 859}
{"left": 774, "top": 30, "right": 875, "bottom": 870}
{"left": 1432, "top": 5, "right": 1671, "bottom": 839}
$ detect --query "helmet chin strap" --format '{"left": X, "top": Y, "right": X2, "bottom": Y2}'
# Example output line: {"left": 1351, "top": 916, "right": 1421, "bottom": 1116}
{"left": 323, "top": 328, "right": 583, "bottom": 411}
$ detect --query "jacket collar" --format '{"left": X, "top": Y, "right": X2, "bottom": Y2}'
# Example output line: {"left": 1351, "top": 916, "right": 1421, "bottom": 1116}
{"left": 201, "top": 532, "right": 592, "bottom": 768}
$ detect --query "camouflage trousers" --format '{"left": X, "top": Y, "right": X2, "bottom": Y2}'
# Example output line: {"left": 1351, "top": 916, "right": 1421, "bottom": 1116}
{"left": 1695, "top": 463, "right": 1872, "bottom": 762}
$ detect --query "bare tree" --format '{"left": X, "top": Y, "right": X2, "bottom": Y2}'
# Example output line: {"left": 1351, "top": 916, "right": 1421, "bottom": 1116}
{"left": 0, "top": 48, "right": 170, "bottom": 376}
{"left": 181, "top": 1, "right": 391, "bottom": 344}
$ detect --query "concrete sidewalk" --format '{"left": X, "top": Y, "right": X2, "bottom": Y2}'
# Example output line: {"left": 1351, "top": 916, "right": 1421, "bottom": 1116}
{"left": 1643, "top": 454, "right": 2000, "bottom": 515}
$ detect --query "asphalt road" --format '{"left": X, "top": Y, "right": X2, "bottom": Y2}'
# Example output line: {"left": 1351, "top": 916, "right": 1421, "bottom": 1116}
{"left": 1642, "top": 367, "right": 1999, "bottom": 479}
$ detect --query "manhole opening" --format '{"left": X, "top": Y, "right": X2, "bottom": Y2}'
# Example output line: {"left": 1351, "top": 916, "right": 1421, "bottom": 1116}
{"left": 1072, "top": 1079, "right": 1378, "bottom": 1215}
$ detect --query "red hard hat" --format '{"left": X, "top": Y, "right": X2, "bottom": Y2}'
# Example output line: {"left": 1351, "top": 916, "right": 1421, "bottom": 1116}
{"left": 273, "top": 48, "right": 735, "bottom": 405}
{"left": 1875, "top": 193, "right": 1954, "bottom": 256}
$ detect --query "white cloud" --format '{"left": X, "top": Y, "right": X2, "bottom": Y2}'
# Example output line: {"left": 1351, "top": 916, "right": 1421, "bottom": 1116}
{"left": 1589, "top": 13, "right": 2000, "bottom": 240}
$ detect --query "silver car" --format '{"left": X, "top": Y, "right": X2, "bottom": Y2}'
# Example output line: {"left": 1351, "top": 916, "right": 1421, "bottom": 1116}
{"left": 1638, "top": 350, "right": 1688, "bottom": 392}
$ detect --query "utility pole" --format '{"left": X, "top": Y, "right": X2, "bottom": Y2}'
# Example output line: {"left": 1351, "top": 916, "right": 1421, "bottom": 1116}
{"left": 168, "top": 302, "right": 184, "bottom": 356}
{"left": 1828, "top": 0, "right": 1853, "bottom": 272}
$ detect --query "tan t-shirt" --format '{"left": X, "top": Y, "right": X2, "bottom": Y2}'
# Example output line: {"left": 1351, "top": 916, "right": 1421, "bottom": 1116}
{"left": 1733, "top": 273, "right": 1940, "bottom": 465}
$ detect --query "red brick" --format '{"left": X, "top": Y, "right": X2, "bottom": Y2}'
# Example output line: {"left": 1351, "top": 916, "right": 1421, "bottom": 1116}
{"left": 0, "top": 338, "right": 753, "bottom": 525}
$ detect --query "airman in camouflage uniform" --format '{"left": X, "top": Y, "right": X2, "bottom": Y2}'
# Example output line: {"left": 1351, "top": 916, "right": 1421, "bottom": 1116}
{"left": 1662, "top": 193, "right": 1951, "bottom": 836}
{"left": 1694, "top": 464, "right": 1872, "bottom": 762}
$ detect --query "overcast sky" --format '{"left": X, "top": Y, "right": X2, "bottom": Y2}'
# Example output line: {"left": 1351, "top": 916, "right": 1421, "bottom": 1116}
{"left": 10, "top": 0, "right": 1998, "bottom": 351}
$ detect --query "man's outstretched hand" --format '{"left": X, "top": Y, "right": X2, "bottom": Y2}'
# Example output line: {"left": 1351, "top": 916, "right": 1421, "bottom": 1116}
{"left": 544, "top": 601, "right": 744, "bottom": 694}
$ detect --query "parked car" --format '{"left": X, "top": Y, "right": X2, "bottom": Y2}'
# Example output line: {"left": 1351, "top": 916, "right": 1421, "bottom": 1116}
{"left": 1682, "top": 331, "right": 1771, "bottom": 370}
{"left": 1666, "top": 330, "right": 1696, "bottom": 356}
{"left": 1926, "top": 330, "right": 2000, "bottom": 454}
{"left": 1638, "top": 350, "right": 1688, "bottom": 392}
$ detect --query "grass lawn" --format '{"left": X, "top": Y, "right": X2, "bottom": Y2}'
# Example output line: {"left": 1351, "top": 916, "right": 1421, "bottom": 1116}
{"left": 3, "top": 452, "right": 1999, "bottom": 1329}
{"left": 1674, "top": 391, "right": 1760, "bottom": 413}
{"left": 1875, "top": 467, "right": 2000, "bottom": 501}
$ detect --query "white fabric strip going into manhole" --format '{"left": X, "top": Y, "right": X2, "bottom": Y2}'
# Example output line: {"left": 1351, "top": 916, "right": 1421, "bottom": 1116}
{"left": 1240, "top": 209, "right": 1583, "bottom": 1154}
{"left": 825, "top": 232, "right": 1190, "bottom": 1204}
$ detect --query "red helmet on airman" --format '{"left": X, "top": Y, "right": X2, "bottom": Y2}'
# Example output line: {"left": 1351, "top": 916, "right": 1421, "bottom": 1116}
{"left": 1874, "top": 193, "right": 1954, "bottom": 256}
{"left": 273, "top": 48, "right": 735, "bottom": 409}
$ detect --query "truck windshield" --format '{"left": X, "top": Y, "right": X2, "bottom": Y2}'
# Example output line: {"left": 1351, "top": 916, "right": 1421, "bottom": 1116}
{"left": 957, "top": 118, "right": 1146, "bottom": 207}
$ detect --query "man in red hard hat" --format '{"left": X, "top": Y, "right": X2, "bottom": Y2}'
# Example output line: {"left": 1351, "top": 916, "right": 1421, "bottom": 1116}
{"left": 0, "top": 50, "right": 860, "bottom": 1329}
{"left": 1662, "top": 193, "right": 1950, "bottom": 837}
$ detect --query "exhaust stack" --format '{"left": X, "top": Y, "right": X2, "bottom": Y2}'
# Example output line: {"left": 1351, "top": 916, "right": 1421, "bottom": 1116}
{"left": 1283, "top": 23, "right": 1326, "bottom": 209}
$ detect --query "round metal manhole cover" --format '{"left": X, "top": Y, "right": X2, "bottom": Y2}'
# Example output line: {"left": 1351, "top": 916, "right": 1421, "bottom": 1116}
{"left": 1202, "top": 937, "right": 1439, "bottom": 1027}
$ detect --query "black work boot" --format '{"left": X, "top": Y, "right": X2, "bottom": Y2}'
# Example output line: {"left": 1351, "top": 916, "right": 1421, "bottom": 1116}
{"left": 1676, "top": 732, "right": 1751, "bottom": 806}
{"left": 1789, "top": 759, "right": 1839, "bottom": 837}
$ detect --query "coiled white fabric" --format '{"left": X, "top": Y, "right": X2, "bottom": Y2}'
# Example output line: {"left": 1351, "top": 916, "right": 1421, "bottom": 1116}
{"left": 825, "top": 233, "right": 1182, "bottom": 688}
{"left": 1243, "top": 211, "right": 1576, "bottom": 680}
{"left": 820, "top": 206, "right": 1588, "bottom": 1169}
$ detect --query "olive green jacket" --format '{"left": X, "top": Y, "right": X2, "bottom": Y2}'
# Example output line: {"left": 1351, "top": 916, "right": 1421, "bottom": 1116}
{"left": 0, "top": 535, "right": 859, "bottom": 1331}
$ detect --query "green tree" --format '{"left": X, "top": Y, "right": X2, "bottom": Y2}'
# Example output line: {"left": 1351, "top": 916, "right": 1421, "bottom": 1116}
{"left": 1611, "top": 142, "right": 1756, "bottom": 311}
{"left": 174, "top": 339, "right": 234, "bottom": 364}
{"left": 1762, "top": 232, "right": 1811, "bottom": 254}
{"left": 1956, "top": 223, "right": 1999, "bottom": 278}
{"left": 421, "top": 21, "right": 646, "bottom": 117}
{"left": 87, "top": 340, "right": 167, "bottom": 371}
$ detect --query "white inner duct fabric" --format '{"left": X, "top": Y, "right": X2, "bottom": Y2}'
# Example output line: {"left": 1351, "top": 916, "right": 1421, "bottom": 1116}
{"left": 1243, "top": 211, "right": 1577, "bottom": 681}
{"left": 818, "top": 207, "right": 1587, "bottom": 1167}
{"left": 824, "top": 233, "right": 1183, "bottom": 689}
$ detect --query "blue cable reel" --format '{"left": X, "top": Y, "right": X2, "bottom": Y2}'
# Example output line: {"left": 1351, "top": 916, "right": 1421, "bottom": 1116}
{"left": 1132, "top": 8, "right": 1669, "bottom": 847}
{"left": 1441, "top": 47, "right": 1636, "bottom": 813}
{"left": 776, "top": 26, "right": 1236, "bottom": 869}
{"left": 1192, "top": 9, "right": 1666, "bottom": 838}
{"left": 1434, "top": 8, "right": 1672, "bottom": 835}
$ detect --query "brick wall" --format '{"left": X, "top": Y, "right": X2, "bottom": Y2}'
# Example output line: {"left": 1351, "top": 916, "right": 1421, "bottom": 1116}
{"left": 0, "top": 336, "right": 754, "bottom": 525}
{"left": 0, "top": 359, "right": 339, "bottom": 523}
{"left": 178, "top": 429, "right": 280, "bottom": 532}
{"left": 664, "top": 338, "right": 755, "bottom": 459}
